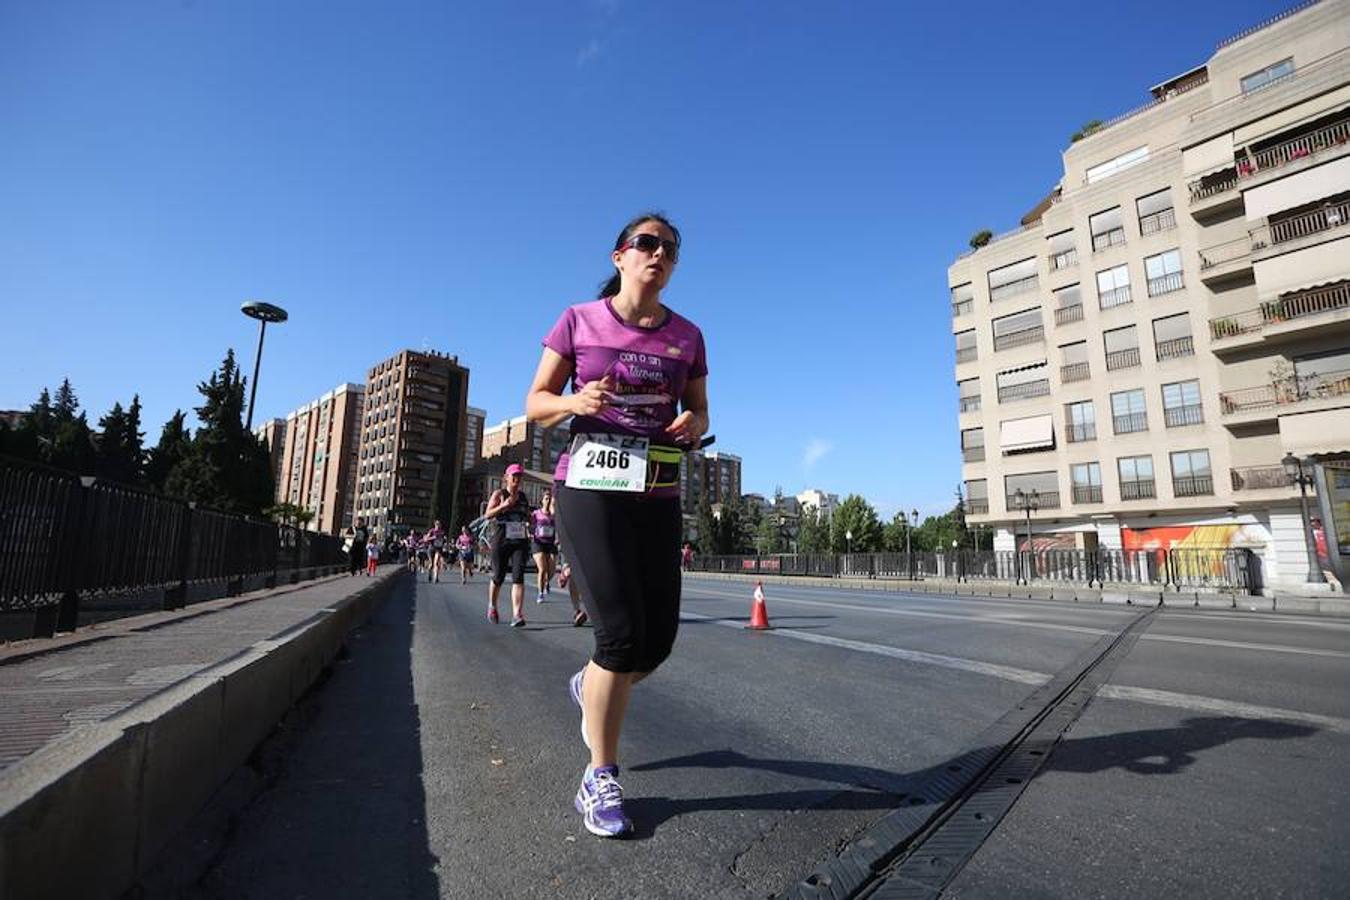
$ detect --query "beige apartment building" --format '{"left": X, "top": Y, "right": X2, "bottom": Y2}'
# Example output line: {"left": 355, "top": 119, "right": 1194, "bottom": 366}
{"left": 481, "top": 414, "right": 571, "bottom": 473}
{"left": 274, "top": 385, "right": 364, "bottom": 535}
{"left": 463, "top": 406, "right": 486, "bottom": 471}
{"left": 950, "top": 0, "right": 1350, "bottom": 589}
{"left": 253, "top": 417, "right": 287, "bottom": 494}
{"left": 352, "top": 350, "right": 470, "bottom": 537}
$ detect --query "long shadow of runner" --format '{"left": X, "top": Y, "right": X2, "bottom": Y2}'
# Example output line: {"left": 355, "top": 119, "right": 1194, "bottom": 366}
{"left": 625, "top": 716, "right": 1315, "bottom": 833}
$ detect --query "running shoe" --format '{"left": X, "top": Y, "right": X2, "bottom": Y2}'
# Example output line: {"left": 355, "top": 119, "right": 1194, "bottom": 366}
{"left": 488, "top": 606, "right": 499, "bottom": 624}
{"left": 568, "top": 669, "right": 589, "bottom": 748}
{"left": 573, "top": 610, "right": 588, "bottom": 627}
{"left": 537, "top": 591, "right": 546, "bottom": 604}
{"left": 574, "top": 765, "right": 633, "bottom": 838}
{"left": 511, "top": 616, "right": 526, "bottom": 628}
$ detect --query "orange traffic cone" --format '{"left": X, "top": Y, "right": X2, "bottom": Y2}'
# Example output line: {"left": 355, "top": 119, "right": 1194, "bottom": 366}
{"left": 746, "top": 580, "right": 772, "bottom": 630}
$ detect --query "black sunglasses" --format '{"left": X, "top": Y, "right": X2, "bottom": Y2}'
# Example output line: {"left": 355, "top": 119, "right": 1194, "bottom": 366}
{"left": 619, "top": 233, "right": 679, "bottom": 262}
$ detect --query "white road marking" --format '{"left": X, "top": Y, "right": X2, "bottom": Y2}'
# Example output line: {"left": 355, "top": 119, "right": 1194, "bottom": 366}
{"left": 1096, "top": 685, "right": 1350, "bottom": 735}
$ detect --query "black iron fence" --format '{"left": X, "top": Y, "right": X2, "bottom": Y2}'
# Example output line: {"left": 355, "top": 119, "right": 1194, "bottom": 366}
{"left": 688, "top": 546, "right": 1261, "bottom": 594}
{"left": 1, "top": 456, "right": 346, "bottom": 639}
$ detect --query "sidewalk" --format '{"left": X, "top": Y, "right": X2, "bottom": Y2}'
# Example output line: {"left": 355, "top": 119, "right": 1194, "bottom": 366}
{"left": 0, "top": 567, "right": 403, "bottom": 900}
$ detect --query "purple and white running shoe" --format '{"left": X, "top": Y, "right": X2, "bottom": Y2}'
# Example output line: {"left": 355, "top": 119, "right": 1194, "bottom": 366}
{"left": 574, "top": 765, "right": 633, "bottom": 838}
{"left": 568, "top": 669, "right": 590, "bottom": 749}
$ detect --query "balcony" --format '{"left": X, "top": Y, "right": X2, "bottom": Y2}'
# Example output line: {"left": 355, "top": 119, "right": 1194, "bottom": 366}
{"left": 1105, "top": 347, "right": 1141, "bottom": 371}
{"left": 962, "top": 446, "right": 985, "bottom": 463}
{"left": 1164, "top": 404, "right": 1204, "bottom": 428}
{"left": 997, "top": 380, "right": 1051, "bottom": 403}
{"left": 1099, "top": 285, "right": 1132, "bottom": 310}
{"left": 1197, "top": 237, "right": 1252, "bottom": 285}
{"left": 1061, "top": 361, "right": 1090, "bottom": 383}
{"left": 1147, "top": 271, "right": 1185, "bottom": 297}
{"left": 1092, "top": 228, "right": 1126, "bottom": 253}
{"left": 1189, "top": 167, "right": 1239, "bottom": 207}
{"left": 1072, "top": 485, "right": 1103, "bottom": 504}
{"left": 1055, "top": 304, "right": 1085, "bottom": 326}
{"left": 1255, "top": 196, "right": 1350, "bottom": 250}
{"left": 1120, "top": 480, "right": 1156, "bottom": 500}
{"left": 1209, "top": 282, "right": 1350, "bottom": 351}
{"left": 955, "top": 346, "right": 978, "bottom": 365}
{"left": 1139, "top": 208, "right": 1177, "bottom": 236}
{"left": 989, "top": 275, "right": 1040, "bottom": 303}
{"left": 966, "top": 498, "right": 989, "bottom": 515}
{"left": 1155, "top": 336, "right": 1194, "bottom": 361}
{"left": 1173, "top": 474, "right": 1214, "bottom": 497}
{"left": 959, "top": 396, "right": 982, "bottom": 413}
{"left": 1066, "top": 421, "right": 1096, "bottom": 443}
{"left": 1113, "top": 412, "right": 1148, "bottom": 434}
{"left": 1050, "top": 248, "right": 1079, "bottom": 271}
{"left": 1231, "top": 465, "right": 1306, "bottom": 493}
{"left": 1241, "top": 116, "right": 1350, "bottom": 182}
{"left": 952, "top": 299, "right": 974, "bottom": 318}
{"left": 993, "top": 325, "right": 1045, "bottom": 352}
{"left": 1219, "top": 367, "right": 1350, "bottom": 419}
{"left": 1005, "top": 491, "right": 1061, "bottom": 511}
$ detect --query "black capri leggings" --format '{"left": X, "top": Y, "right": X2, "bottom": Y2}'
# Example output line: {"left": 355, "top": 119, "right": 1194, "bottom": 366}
{"left": 491, "top": 540, "right": 530, "bottom": 586}
{"left": 555, "top": 484, "right": 682, "bottom": 673}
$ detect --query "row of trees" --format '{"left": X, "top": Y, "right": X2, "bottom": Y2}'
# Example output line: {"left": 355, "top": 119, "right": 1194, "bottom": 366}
{"left": 0, "top": 350, "right": 275, "bottom": 518}
{"left": 694, "top": 489, "right": 977, "bottom": 558}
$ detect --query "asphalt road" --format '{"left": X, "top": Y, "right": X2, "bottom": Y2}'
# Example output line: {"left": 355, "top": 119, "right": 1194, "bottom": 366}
{"left": 141, "top": 573, "right": 1350, "bottom": 899}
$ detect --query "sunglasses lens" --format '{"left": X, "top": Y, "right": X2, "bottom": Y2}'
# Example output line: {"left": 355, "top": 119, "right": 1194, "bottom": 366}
{"left": 626, "top": 233, "right": 678, "bottom": 261}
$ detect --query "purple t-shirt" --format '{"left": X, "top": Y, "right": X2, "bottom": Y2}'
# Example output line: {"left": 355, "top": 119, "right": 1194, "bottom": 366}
{"left": 543, "top": 298, "right": 708, "bottom": 494}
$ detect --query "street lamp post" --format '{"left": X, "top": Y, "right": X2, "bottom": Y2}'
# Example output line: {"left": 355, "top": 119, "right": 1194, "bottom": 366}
{"left": 951, "top": 538, "right": 961, "bottom": 581}
{"left": 1283, "top": 453, "right": 1325, "bottom": 583}
{"left": 241, "top": 301, "right": 289, "bottom": 431}
{"left": 908, "top": 508, "right": 918, "bottom": 578}
{"left": 845, "top": 529, "right": 853, "bottom": 556}
{"left": 1013, "top": 489, "right": 1040, "bottom": 583}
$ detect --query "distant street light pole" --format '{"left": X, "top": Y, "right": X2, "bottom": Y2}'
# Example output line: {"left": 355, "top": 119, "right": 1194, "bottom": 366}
{"left": 241, "top": 301, "right": 289, "bottom": 431}
{"left": 1013, "top": 489, "right": 1040, "bottom": 584}
{"left": 1283, "top": 453, "right": 1325, "bottom": 584}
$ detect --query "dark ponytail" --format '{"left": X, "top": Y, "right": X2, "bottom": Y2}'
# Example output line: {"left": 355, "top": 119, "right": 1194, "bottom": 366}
{"left": 596, "top": 211, "right": 682, "bottom": 298}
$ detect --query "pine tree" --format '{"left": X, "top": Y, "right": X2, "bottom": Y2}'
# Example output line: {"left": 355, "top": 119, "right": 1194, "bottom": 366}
{"left": 146, "top": 411, "right": 192, "bottom": 491}
{"left": 53, "top": 379, "right": 79, "bottom": 422}
{"left": 95, "top": 396, "right": 146, "bottom": 485}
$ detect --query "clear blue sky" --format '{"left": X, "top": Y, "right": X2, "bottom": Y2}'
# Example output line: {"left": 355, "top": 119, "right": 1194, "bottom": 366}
{"left": 1, "top": 0, "right": 1285, "bottom": 519}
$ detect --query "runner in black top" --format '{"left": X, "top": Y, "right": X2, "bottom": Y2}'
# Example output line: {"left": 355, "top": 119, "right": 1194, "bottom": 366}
{"left": 483, "top": 463, "right": 533, "bottom": 626}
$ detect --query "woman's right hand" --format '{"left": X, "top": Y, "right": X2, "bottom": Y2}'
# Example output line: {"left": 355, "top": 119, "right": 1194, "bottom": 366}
{"left": 571, "top": 375, "right": 614, "bottom": 417}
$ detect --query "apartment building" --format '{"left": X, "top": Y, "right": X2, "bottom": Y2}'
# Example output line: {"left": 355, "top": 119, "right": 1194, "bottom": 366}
{"left": 949, "top": 0, "right": 1350, "bottom": 588}
{"left": 274, "top": 385, "right": 363, "bottom": 535}
{"left": 253, "top": 417, "right": 287, "bottom": 494}
{"left": 352, "top": 350, "right": 469, "bottom": 537}
{"left": 796, "top": 488, "right": 840, "bottom": 520}
{"left": 704, "top": 451, "right": 743, "bottom": 506}
{"left": 481, "top": 414, "right": 571, "bottom": 473}
{"left": 463, "top": 406, "right": 486, "bottom": 471}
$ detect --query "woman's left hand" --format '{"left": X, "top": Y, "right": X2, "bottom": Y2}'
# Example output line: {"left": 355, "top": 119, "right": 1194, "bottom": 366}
{"left": 664, "top": 410, "right": 706, "bottom": 446}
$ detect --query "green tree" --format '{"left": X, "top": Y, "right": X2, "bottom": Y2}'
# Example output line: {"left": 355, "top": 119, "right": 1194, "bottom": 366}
{"left": 695, "top": 496, "right": 719, "bottom": 558}
{"left": 95, "top": 395, "right": 145, "bottom": 484}
{"left": 146, "top": 410, "right": 192, "bottom": 492}
{"left": 882, "top": 512, "right": 912, "bottom": 553}
{"left": 831, "top": 494, "right": 882, "bottom": 553}
{"left": 53, "top": 378, "right": 79, "bottom": 422}
{"left": 755, "top": 513, "right": 786, "bottom": 555}
{"left": 265, "top": 502, "right": 314, "bottom": 529}
{"left": 716, "top": 494, "right": 747, "bottom": 554}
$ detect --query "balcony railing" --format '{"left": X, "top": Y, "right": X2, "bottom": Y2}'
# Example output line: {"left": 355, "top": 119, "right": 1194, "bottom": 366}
{"left": 1220, "top": 367, "right": 1350, "bottom": 414}
{"left": 1061, "top": 361, "right": 1090, "bottom": 383}
{"left": 1072, "top": 484, "right": 1103, "bottom": 504}
{"left": 962, "top": 446, "right": 985, "bottom": 463}
{"left": 997, "top": 380, "right": 1051, "bottom": 403}
{"left": 994, "top": 325, "right": 1045, "bottom": 351}
{"left": 1099, "top": 284, "right": 1132, "bottom": 309}
{"left": 1120, "top": 479, "right": 1156, "bottom": 500}
{"left": 1139, "top": 208, "right": 1177, "bottom": 235}
{"left": 959, "top": 396, "right": 982, "bottom": 413}
{"left": 952, "top": 299, "right": 974, "bottom": 318}
{"left": 1242, "top": 116, "right": 1350, "bottom": 179}
{"left": 1173, "top": 474, "right": 1214, "bottom": 497}
{"left": 1148, "top": 271, "right": 1185, "bottom": 296}
{"left": 1005, "top": 491, "right": 1061, "bottom": 511}
{"left": 1155, "top": 335, "right": 1195, "bottom": 360}
{"left": 989, "top": 275, "right": 1040, "bottom": 303}
{"left": 1055, "top": 304, "right": 1085, "bottom": 326}
{"left": 1231, "top": 466, "right": 1302, "bottom": 492}
{"left": 955, "top": 346, "right": 978, "bottom": 364}
{"left": 1265, "top": 197, "right": 1350, "bottom": 245}
{"left": 1198, "top": 236, "right": 1251, "bottom": 271}
{"left": 1092, "top": 228, "right": 1127, "bottom": 252}
{"left": 1190, "top": 168, "right": 1239, "bottom": 204}
{"left": 966, "top": 498, "right": 989, "bottom": 515}
{"left": 1163, "top": 403, "right": 1204, "bottom": 427}
{"left": 1106, "top": 346, "right": 1141, "bottom": 371}
{"left": 1051, "top": 248, "right": 1079, "bottom": 270}
{"left": 1113, "top": 411, "right": 1148, "bottom": 434}
{"left": 1066, "top": 421, "right": 1096, "bottom": 443}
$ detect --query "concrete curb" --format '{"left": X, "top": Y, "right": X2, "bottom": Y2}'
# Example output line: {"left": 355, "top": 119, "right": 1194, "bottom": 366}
{"left": 0, "top": 569, "right": 404, "bottom": 900}
{"left": 686, "top": 572, "right": 1350, "bottom": 616}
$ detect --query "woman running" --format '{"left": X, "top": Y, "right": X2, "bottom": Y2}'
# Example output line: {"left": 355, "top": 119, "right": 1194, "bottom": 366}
{"left": 426, "top": 519, "right": 448, "bottom": 583}
{"left": 531, "top": 490, "right": 559, "bottom": 604}
{"left": 456, "top": 526, "right": 476, "bottom": 584}
{"left": 483, "top": 463, "right": 533, "bottom": 626}
{"left": 525, "top": 212, "right": 708, "bottom": 838}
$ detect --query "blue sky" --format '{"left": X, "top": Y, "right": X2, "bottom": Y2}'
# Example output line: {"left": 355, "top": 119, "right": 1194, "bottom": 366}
{"left": 1, "top": 0, "right": 1286, "bottom": 519}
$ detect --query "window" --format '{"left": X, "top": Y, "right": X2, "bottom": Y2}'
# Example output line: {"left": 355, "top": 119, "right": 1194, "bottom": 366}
{"left": 988, "top": 258, "right": 1039, "bottom": 302}
{"left": 1064, "top": 399, "right": 1096, "bottom": 443}
{"left": 1153, "top": 313, "right": 1194, "bottom": 361}
{"left": 996, "top": 361, "right": 1051, "bottom": 403}
{"left": 1048, "top": 230, "right": 1078, "bottom": 270}
{"left": 955, "top": 329, "right": 977, "bottom": 364}
{"left": 1090, "top": 207, "right": 1127, "bottom": 251}
{"left": 951, "top": 283, "right": 974, "bottom": 318}
{"left": 961, "top": 428, "right": 985, "bottom": 463}
{"left": 1170, "top": 450, "right": 1213, "bottom": 496}
{"left": 1072, "top": 463, "right": 1103, "bottom": 504}
{"left": 1111, "top": 389, "right": 1148, "bottom": 434}
{"left": 1061, "top": 341, "right": 1090, "bottom": 383}
{"left": 1118, "top": 455, "right": 1156, "bottom": 499}
{"left": 1053, "top": 283, "right": 1085, "bottom": 326}
{"left": 965, "top": 479, "right": 989, "bottom": 514}
{"left": 1086, "top": 146, "right": 1149, "bottom": 184}
{"left": 1145, "top": 249, "right": 1184, "bottom": 296}
{"left": 1241, "top": 58, "right": 1294, "bottom": 94}
{"left": 1004, "top": 471, "right": 1061, "bottom": 510}
{"left": 959, "top": 378, "right": 982, "bottom": 413}
{"left": 1162, "top": 379, "right": 1204, "bottom": 427}
{"left": 992, "top": 307, "right": 1044, "bottom": 351}
{"left": 1096, "top": 265, "right": 1132, "bottom": 309}
{"left": 1137, "top": 188, "right": 1175, "bottom": 235}
{"left": 1104, "top": 325, "right": 1140, "bottom": 371}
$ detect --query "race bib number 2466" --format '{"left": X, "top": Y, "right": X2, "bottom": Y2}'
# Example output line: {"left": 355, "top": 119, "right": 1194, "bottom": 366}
{"left": 565, "top": 435, "right": 648, "bottom": 493}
